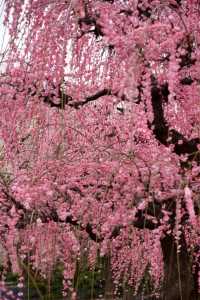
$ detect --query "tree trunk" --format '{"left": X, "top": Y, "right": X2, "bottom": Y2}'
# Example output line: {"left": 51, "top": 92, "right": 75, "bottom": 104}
{"left": 104, "top": 256, "right": 114, "bottom": 300}
{"left": 161, "top": 234, "right": 198, "bottom": 300}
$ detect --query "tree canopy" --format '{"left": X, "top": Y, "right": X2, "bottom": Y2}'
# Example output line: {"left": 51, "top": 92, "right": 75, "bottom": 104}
{"left": 0, "top": 0, "right": 200, "bottom": 299}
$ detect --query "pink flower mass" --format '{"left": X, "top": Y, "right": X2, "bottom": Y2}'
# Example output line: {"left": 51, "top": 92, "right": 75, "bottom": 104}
{"left": 0, "top": 0, "right": 200, "bottom": 299}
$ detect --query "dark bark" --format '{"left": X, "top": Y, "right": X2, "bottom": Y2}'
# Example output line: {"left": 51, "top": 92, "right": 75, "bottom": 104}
{"left": 137, "top": 2, "right": 152, "bottom": 20}
{"left": 150, "top": 78, "right": 200, "bottom": 163}
{"left": 78, "top": 16, "right": 104, "bottom": 38}
{"left": 160, "top": 234, "right": 197, "bottom": 300}
{"left": 104, "top": 256, "right": 114, "bottom": 299}
{"left": 43, "top": 88, "right": 113, "bottom": 109}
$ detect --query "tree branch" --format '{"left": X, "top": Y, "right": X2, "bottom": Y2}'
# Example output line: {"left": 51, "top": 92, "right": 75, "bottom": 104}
{"left": 43, "top": 88, "right": 114, "bottom": 109}
{"left": 2, "top": 187, "right": 160, "bottom": 242}
{"left": 150, "top": 78, "right": 200, "bottom": 162}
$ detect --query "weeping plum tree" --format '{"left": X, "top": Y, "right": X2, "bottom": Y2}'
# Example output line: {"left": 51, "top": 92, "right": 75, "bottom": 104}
{"left": 0, "top": 0, "right": 200, "bottom": 299}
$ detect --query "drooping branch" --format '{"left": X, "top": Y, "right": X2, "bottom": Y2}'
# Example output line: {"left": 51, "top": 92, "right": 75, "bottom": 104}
{"left": 43, "top": 78, "right": 200, "bottom": 163}
{"left": 1, "top": 186, "right": 163, "bottom": 244}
